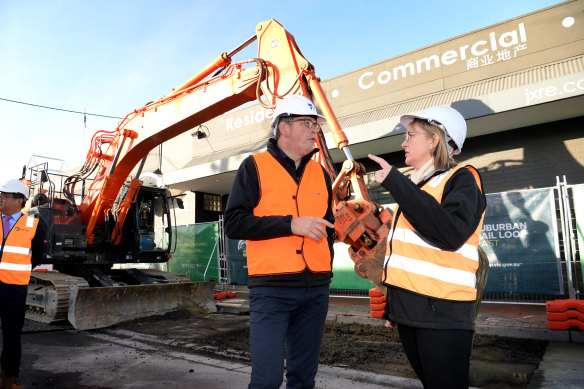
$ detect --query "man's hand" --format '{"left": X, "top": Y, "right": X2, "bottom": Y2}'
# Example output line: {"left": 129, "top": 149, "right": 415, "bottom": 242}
{"left": 291, "top": 216, "right": 334, "bottom": 242}
{"left": 368, "top": 154, "right": 393, "bottom": 184}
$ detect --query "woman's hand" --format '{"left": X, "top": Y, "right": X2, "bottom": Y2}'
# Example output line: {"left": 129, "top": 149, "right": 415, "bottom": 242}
{"left": 368, "top": 154, "right": 393, "bottom": 184}
{"left": 384, "top": 320, "right": 398, "bottom": 328}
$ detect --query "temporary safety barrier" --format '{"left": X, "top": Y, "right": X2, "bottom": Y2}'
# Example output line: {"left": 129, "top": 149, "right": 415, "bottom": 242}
{"left": 171, "top": 179, "right": 582, "bottom": 305}
{"left": 330, "top": 179, "right": 583, "bottom": 304}
{"left": 369, "top": 288, "right": 386, "bottom": 318}
{"left": 167, "top": 222, "right": 221, "bottom": 283}
{"left": 546, "top": 299, "right": 584, "bottom": 331}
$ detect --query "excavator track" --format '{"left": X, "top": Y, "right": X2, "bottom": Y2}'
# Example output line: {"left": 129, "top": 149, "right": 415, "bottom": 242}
{"left": 26, "top": 271, "right": 89, "bottom": 324}
{"left": 26, "top": 270, "right": 217, "bottom": 330}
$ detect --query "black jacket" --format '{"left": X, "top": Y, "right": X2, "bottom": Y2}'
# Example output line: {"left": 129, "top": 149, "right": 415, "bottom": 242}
{"left": 224, "top": 139, "right": 335, "bottom": 288}
{"left": 382, "top": 166, "right": 486, "bottom": 330}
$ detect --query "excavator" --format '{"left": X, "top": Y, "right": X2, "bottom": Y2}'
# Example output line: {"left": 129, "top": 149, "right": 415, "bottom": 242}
{"left": 24, "top": 19, "right": 391, "bottom": 331}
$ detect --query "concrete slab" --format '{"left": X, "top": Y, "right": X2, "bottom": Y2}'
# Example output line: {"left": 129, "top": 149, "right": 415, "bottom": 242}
{"left": 528, "top": 341, "right": 584, "bottom": 389}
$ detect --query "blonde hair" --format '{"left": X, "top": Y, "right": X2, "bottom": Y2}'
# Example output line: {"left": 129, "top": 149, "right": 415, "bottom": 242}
{"left": 411, "top": 119, "right": 457, "bottom": 171}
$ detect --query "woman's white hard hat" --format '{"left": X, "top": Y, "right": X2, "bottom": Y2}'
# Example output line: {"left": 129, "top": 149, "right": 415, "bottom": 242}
{"left": 270, "top": 95, "right": 326, "bottom": 135}
{"left": 400, "top": 106, "right": 467, "bottom": 155}
{"left": 0, "top": 179, "right": 30, "bottom": 199}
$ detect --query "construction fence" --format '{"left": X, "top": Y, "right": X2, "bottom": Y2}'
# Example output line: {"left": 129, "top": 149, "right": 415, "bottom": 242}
{"left": 167, "top": 178, "right": 583, "bottom": 304}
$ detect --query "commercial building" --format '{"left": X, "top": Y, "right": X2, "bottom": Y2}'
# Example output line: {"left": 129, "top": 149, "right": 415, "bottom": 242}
{"left": 144, "top": 0, "right": 582, "bottom": 222}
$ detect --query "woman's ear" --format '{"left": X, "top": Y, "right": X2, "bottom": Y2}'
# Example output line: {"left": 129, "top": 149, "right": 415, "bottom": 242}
{"left": 432, "top": 134, "right": 440, "bottom": 150}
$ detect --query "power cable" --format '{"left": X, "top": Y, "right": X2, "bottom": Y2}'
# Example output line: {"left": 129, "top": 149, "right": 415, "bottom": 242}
{"left": 0, "top": 97, "right": 123, "bottom": 119}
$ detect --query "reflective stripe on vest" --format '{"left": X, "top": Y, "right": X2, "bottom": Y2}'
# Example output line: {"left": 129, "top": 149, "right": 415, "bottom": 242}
{"left": 383, "top": 166, "right": 485, "bottom": 301}
{"left": 246, "top": 151, "right": 331, "bottom": 276}
{"left": 0, "top": 214, "right": 38, "bottom": 285}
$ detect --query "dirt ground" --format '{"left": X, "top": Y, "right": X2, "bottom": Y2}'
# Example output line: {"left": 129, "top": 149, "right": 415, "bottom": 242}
{"left": 115, "top": 311, "right": 547, "bottom": 389}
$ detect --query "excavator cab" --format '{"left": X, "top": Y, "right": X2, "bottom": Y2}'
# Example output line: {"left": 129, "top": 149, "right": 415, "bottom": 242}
{"left": 113, "top": 185, "right": 172, "bottom": 263}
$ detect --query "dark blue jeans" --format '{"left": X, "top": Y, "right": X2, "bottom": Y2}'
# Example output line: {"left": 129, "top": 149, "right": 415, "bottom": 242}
{"left": 0, "top": 282, "right": 27, "bottom": 377}
{"left": 248, "top": 285, "right": 329, "bottom": 389}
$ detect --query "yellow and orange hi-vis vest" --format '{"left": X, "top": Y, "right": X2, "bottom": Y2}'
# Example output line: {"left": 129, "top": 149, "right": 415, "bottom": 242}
{"left": 0, "top": 213, "right": 39, "bottom": 285}
{"left": 246, "top": 151, "right": 331, "bottom": 276}
{"left": 383, "top": 166, "right": 485, "bottom": 301}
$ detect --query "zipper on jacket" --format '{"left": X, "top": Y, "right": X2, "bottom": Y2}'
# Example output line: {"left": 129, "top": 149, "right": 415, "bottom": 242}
{"left": 295, "top": 172, "right": 309, "bottom": 272}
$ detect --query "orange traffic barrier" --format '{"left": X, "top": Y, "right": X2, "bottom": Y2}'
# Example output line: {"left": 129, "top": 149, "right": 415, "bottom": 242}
{"left": 546, "top": 299, "right": 584, "bottom": 313}
{"left": 546, "top": 299, "right": 584, "bottom": 331}
{"left": 370, "top": 295, "right": 386, "bottom": 304}
{"left": 369, "top": 288, "right": 386, "bottom": 318}
{"left": 370, "top": 302, "right": 386, "bottom": 311}
{"left": 547, "top": 310, "right": 584, "bottom": 322}
{"left": 369, "top": 287, "right": 384, "bottom": 298}
{"left": 214, "top": 291, "right": 237, "bottom": 300}
{"left": 547, "top": 319, "right": 584, "bottom": 331}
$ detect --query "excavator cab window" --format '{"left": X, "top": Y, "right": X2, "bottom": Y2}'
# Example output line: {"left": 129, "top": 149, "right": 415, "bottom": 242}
{"left": 138, "top": 199, "right": 155, "bottom": 250}
{"left": 134, "top": 189, "right": 171, "bottom": 254}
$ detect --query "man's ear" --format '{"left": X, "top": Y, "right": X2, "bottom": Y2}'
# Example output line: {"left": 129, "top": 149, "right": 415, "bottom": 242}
{"left": 278, "top": 120, "right": 288, "bottom": 138}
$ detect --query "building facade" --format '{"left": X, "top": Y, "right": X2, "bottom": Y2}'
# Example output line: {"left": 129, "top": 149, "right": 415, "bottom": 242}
{"left": 143, "top": 0, "right": 584, "bottom": 224}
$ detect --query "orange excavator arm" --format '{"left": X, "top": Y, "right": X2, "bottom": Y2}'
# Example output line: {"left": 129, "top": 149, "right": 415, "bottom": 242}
{"left": 65, "top": 19, "right": 390, "bottom": 283}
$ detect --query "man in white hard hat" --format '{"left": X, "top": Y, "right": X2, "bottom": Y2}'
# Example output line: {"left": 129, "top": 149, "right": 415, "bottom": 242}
{"left": 224, "top": 95, "right": 334, "bottom": 389}
{"left": 0, "top": 179, "right": 45, "bottom": 389}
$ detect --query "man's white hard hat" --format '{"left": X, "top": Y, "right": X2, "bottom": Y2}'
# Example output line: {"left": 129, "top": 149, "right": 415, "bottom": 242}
{"left": 0, "top": 179, "right": 30, "bottom": 199}
{"left": 270, "top": 95, "right": 326, "bottom": 135}
{"left": 400, "top": 106, "right": 467, "bottom": 155}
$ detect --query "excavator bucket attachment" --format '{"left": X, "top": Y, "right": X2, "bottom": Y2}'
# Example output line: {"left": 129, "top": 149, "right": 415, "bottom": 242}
{"left": 68, "top": 280, "right": 217, "bottom": 331}
{"left": 353, "top": 229, "right": 389, "bottom": 295}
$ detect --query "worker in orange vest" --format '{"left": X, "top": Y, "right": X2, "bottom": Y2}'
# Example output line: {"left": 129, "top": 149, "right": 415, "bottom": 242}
{"left": 225, "top": 95, "right": 335, "bottom": 389}
{"left": 369, "top": 106, "right": 486, "bottom": 389}
{"left": 0, "top": 179, "right": 45, "bottom": 389}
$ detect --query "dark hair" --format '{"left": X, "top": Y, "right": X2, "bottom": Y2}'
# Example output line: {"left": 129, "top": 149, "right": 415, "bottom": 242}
{"left": 16, "top": 193, "right": 26, "bottom": 209}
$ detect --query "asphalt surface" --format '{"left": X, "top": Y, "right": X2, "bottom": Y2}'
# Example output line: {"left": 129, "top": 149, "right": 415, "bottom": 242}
{"left": 19, "top": 321, "right": 425, "bottom": 389}
{"left": 5, "top": 297, "right": 584, "bottom": 388}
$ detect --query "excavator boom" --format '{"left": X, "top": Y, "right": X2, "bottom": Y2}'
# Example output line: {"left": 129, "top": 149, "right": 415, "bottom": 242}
{"left": 27, "top": 19, "right": 390, "bottom": 329}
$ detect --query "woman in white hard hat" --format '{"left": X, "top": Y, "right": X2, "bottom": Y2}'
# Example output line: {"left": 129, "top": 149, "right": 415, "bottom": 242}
{"left": 369, "top": 106, "right": 486, "bottom": 389}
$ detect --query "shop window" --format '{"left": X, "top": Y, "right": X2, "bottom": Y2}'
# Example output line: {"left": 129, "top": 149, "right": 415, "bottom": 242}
{"left": 203, "top": 193, "right": 222, "bottom": 212}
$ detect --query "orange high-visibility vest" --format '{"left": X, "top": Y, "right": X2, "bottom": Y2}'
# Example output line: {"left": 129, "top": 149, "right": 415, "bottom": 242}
{"left": 383, "top": 166, "right": 485, "bottom": 301}
{"left": 246, "top": 151, "right": 331, "bottom": 276}
{"left": 0, "top": 213, "right": 39, "bottom": 285}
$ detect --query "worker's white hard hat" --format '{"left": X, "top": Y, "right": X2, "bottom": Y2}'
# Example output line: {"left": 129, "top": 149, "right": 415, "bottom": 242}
{"left": 270, "top": 95, "right": 326, "bottom": 135}
{"left": 400, "top": 106, "right": 467, "bottom": 155}
{"left": 0, "top": 179, "right": 30, "bottom": 199}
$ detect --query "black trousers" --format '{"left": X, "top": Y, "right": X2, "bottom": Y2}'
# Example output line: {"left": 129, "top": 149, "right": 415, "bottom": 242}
{"left": 398, "top": 323, "right": 473, "bottom": 389}
{"left": 0, "top": 282, "right": 27, "bottom": 377}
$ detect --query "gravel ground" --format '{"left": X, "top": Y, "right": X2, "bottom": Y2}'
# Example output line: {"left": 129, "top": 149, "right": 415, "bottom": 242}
{"left": 114, "top": 311, "right": 547, "bottom": 389}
